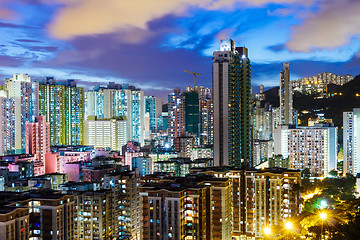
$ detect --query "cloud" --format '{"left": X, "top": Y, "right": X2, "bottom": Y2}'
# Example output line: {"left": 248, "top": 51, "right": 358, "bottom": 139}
{"left": 267, "top": 8, "right": 292, "bottom": 17}
{"left": 0, "top": 0, "right": 15, "bottom": 20}
{"left": 0, "top": 21, "right": 34, "bottom": 29}
{"left": 287, "top": 0, "right": 360, "bottom": 52}
{"left": 46, "top": 0, "right": 302, "bottom": 40}
{"left": 0, "top": 55, "right": 26, "bottom": 67}
{"left": 29, "top": 46, "right": 58, "bottom": 52}
{"left": 268, "top": 44, "right": 286, "bottom": 52}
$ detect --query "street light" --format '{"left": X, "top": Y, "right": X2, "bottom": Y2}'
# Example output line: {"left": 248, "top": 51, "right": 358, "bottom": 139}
{"left": 320, "top": 212, "right": 327, "bottom": 220}
{"left": 285, "top": 221, "right": 293, "bottom": 230}
{"left": 263, "top": 226, "right": 271, "bottom": 240}
{"left": 284, "top": 221, "right": 293, "bottom": 240}
{"left": 319, "top": 211, "right": 327, "bottom": 240}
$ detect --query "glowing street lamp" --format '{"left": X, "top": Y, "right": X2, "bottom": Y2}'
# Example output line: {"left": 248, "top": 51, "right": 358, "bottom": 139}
{"left": 284, "top": 221, "right": 293, "bottom": 240}
{"left": 319, "top": 211, "right": 327, "bottom": 240}
{"left": 285, "top": 221, "right": 293, "bottom": 230}
{"left": 263, "top": 226, "right": 271, "bottom": 239}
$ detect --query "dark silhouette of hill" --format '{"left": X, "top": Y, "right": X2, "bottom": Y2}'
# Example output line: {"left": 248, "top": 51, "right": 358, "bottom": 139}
{"left": 261, "top": 74, "right": 360, "bottom": 127}
{"left": 263, "top": 86, "right": 279, "bottom": 108}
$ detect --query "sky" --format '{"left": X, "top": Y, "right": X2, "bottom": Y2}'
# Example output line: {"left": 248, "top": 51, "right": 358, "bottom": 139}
{"left": 0, "top": 0, "right": 359, "bottom": 99}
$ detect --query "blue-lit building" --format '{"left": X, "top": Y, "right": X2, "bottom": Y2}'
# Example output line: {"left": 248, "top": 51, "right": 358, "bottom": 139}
{"left": 86, "top": 82, "right": 145, "bottom": 145}
{"left": 5, "top": 74, "right": 39, "bottom": 154}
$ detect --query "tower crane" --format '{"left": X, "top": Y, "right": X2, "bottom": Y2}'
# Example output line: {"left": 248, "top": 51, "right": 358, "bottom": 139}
{"left": 183, "top": 70, "right": 201, "bottom": 88}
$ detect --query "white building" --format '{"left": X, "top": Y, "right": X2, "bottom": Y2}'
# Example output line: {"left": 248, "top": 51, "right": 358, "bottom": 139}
{"left": 343, "top": 109, "right": 360, "bottom": 176}
{"left": 86, "top": 83, "right": 145, "bottom": 145}
{"left": 274, "top": 124, "right": 337, "bottom": 177}
{"left": 5, "top": 74, "right": 39, "bottom": 153}
{"left": 0, "top": 90, "right": 15, "bottom": 155}
{"left": 84, "top": 117, "right": 128, "bottom": 153}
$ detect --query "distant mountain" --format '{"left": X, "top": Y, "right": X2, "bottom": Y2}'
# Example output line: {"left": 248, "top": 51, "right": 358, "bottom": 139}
{"left": 261, "top": 74, "right": 360, "bottom": 127}
{"left": 263, "top": 86, "right": 279, "bottom": 108}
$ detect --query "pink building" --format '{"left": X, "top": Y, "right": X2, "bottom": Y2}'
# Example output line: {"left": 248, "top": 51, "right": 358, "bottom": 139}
{"left": 63, "top": 162, "right": 82, "bottom": 182}
{"left": 25, "top": 116, "right": 50, "bottom": 176}
{"left": 45, "top": 151, "right": 60, "bottom": 174}
{"left": 45, "top": 149, "right": 91, "bottom": 174}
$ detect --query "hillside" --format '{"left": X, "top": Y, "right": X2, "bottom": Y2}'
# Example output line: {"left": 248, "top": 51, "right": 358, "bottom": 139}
{"left": 261, "top": 74, "right": 360, "bottom": 128}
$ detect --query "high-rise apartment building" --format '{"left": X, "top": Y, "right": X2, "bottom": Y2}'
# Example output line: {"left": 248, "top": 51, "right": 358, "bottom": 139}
{"left": 184, "top": 88, "right": 200, "bottom": 137}
{"left": 174, "top": 135, "right": 195, "bottom": 158}
{"left": 84, "top": 116, "right": 127, "bottom": 153}
{"left": 12, "top": 192, "right": 75, "bottom": 240}
{"left": 37, "top": 78, "right": 84, "bottom": 145}
{"left": 213, "top": 39, "right": 252, "bottom": 167}
{"left": 0, "top": 206, "right": 29, "bottom": 240}
{"left": 280, "top": 62, "right": 293, "bottom": 125}
{"left": 86, "top": 83, "right": 145, "bottom": 145}
{"left": 274, "top": 124, "right": 337, "bottom": 177}
{"left": 190, "top": 167, "right": 301, "bottom": 239}
{"left": 343, "top": 109, "right": 360, "bottom": 176}
{"left": 5, "top": 74, "right": 39, "bottom": 153}
{"left": 73, "top": 190, "right": 114, "bottom": 240}
{"left": 145, "top": 96, "right": 162, "bottom": 131}
{"left": 0, "top": 90, "right": 15, "bottom": 155}
{"left": 140, "top": 175, "right": 232, "bottom": 240}
{"left": 168, "top": 88, "right": 185, "bottom": 142}
{"left": 25, "top": 116, "right": 50, "bottom": 176}
{"left": 103, "top": 171, "right": 141, "bottom": 239}
{"left": 199, "top": 91, "right": 213, "bottom": 146}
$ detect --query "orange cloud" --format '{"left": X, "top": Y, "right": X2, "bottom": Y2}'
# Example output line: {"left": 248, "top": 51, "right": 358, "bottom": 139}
{"left": 46, "top": 0, "right": 303, "bottom": 40}
{"left": 287, "top": 0, "right": 360, "bottom": 51}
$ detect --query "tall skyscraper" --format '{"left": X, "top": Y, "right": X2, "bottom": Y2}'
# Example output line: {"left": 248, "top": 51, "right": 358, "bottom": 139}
{"left": 25, "top": 116, "right": 50, "bottom": 176}
{"left": 343, "top": 109, "right": 360, "bottom": 176}
{"left": 184, "top": 87, "right": 199, "bottom": 137}
{"left": 86, "top": 83, "right": 145, "bottom": 145}
{"left": 280, "top": 62, "right": 293, "bottom": 125}
{"left": 0, "top": 90, "right": 15, "bottom": 155}
{"left": 38, "top": 78, "right": 84, "bottom": 145}
{"left": 198, "top": 87, "right": 213, "bottom": 146}
{"left": 145, "top": 96, "right": 162, "bottom": 131}
{"left": 213, "top": 39, "right": 252, "bottom": 167}
{"left": 168, "top": 88, "right": 185, "bottom": 142}
{"left": 5, "top": 74, "right": 39, "bottom": 153}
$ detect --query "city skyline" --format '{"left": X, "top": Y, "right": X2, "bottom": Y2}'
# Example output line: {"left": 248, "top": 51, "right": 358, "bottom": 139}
{"left": 0, "top": 0, "right": 359, "bottom": 99}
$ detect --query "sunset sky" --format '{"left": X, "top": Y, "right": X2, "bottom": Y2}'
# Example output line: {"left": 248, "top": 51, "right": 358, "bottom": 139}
{"left": 0, "top": 0, "right": 359, "bottom": 97}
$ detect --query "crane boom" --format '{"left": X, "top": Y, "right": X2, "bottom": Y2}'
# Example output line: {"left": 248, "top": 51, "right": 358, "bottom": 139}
{"left": 183, "top": 70, "right": 201, "bottom": 88}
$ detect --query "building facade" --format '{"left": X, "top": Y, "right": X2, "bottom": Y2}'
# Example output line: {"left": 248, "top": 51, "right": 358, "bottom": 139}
{"left": 190, "top": 167, "right": 301, "bottom": 239}
{"left": 86, "top": 83, "right": 145, "bottom": 145}
{"left": 274, "top": 124, "right": 338, "bottom": 177}
{"left": 0, "top": 91, "right": 15, "bottom": 155}
{"left": 279, "top": 62, "right": 293, "bottom": 125}
{"left": 213, "top": 40, "right": 252, "bottom": 167}
{"left": 343, "top": 109, "right": 360, "bottom": 176}
{"left": 25, "top": 116, "right": 50, "bottom": 176}
{"left": 168, "top": 88, "right": 185, "bottom": 143}
{"left": 145, "top": 96, "right": 162, "bottom": 131}
{"left": 5, "top": 74, "right": 39, "bottom": 153}
{"left": 38, "top": 78, "right": 84, "bottom": 145}
{"left": 84, "top": 116, "right": 127, "bottom": 153}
